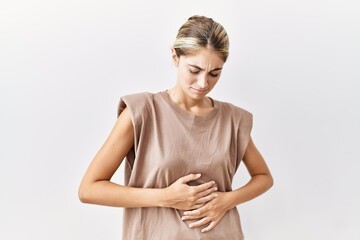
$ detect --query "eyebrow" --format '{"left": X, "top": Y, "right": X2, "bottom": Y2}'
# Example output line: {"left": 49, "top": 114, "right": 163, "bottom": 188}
{"left": 188, "top": 64, "right": 223, "bottom": 72}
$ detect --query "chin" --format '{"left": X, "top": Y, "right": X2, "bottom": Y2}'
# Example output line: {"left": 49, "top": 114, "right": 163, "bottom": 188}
{"left": 190, "top": 86, "right": 208, "bottom": 94}
{"left": 189, "top": 91, "right": 208, "bottom": 100}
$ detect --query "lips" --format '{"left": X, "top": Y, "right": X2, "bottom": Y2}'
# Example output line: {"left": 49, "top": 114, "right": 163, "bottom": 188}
{"left": 191, "top": 87, "right": 208, "bottom": 93}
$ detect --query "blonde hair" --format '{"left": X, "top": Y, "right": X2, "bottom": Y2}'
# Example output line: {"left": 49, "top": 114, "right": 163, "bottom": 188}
{"left": 173, "top": 15, "right": 229, "bottom": 62}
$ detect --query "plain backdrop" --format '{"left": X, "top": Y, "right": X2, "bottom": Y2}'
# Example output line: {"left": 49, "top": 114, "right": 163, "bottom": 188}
{"left": 1, "top": 0, "right": 359, "bottom": 239}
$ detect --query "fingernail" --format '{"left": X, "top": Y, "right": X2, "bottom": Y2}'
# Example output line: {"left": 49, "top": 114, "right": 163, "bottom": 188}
{"left": 189, "top": 224, "right": 193, "bottom": 228}
{"left": 181, "top": 216, "right": 185, "bottom": 220}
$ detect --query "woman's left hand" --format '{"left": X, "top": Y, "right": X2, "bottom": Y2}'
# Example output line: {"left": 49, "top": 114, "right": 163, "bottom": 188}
{"left": 181, "top": 191, "right": 233, "bottom": 233}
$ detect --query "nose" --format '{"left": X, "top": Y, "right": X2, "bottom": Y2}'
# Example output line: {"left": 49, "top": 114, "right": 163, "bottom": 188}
{"left": 197, "top": 74, "right": 209, "bottom": 89}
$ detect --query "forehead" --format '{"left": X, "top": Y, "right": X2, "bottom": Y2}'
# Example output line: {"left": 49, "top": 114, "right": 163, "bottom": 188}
{"left": 180, "top": 48, "right": 224, "bottom": 68}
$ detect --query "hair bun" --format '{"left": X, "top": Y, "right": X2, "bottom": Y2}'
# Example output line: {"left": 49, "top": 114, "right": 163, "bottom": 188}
{"left": 188, "top": 15, "right": 213, "bottom": 22}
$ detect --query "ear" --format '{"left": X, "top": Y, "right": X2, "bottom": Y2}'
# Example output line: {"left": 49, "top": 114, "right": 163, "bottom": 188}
{"left": 171, "top": 48, "right": 179, "bottom": 67}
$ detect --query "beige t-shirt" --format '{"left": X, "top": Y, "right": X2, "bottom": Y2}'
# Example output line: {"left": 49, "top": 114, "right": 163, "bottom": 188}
{"left": 117, "top": 91, "right": 253, "bottom": 240}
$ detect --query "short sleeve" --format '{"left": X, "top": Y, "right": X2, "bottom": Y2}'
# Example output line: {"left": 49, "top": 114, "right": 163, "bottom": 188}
{"left": 116, "top": 92, "right": 153, "bottom": 174}
{"left": 118, "top": 93, "right": 145, "bottom": 143}
{"left": 237, "top": 109, "right": 253, "bottom": 162}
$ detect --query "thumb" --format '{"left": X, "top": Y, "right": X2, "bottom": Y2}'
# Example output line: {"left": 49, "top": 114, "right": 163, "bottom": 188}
{"left": 180, "top": 173, "right": 201, "bottom": 184}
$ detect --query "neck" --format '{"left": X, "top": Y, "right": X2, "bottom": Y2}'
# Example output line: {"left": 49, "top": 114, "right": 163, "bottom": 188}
{"left": 167, "top": 87, "right": 214, "bottom": 115}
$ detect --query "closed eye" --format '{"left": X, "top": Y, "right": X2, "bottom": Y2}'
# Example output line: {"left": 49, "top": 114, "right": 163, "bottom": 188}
{"left": 189, "top": 69, "right": 200, "bottom": 74}
{"left": 190, "top": 70, "right": 219, "bottom": 77}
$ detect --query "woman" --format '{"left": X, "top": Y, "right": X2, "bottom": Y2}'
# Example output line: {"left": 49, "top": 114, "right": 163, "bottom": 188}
{"left": 79, "top": 15, "right": 273, "bottom": 239}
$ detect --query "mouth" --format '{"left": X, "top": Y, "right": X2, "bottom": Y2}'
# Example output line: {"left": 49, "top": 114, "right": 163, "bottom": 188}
{"left": 191, "top": 87, "right": 208, "bottom": 93}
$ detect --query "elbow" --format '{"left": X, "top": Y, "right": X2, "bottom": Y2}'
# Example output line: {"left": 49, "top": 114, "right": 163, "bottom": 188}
{"left": 267, "top": 174, "right": 274, "bottom": 191}
{"left": 78, "top": 184, "right": 91, "bottom": 204}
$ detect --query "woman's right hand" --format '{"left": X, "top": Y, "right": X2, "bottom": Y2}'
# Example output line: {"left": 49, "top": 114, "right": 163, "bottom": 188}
{"left": 161, "top": 173, "right": 218, "bottom": 210}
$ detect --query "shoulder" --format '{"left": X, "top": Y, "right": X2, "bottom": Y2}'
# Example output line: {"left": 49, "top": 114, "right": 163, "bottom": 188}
{"left": 117, "top": 92, "right": 155, "bottom": 117}
{"left": 217, "top": 99, "right": 253, "bottom": 121}
{"left": 121, "top": 92, "right": 154, "bottom": 103}
{"left": 216, "top": 100, "right": 253, "bottom": 142}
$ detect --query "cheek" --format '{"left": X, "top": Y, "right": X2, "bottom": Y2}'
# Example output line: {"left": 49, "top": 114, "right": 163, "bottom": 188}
{"left": 179, "top": 71, "right": 196, "bottom": 85}
{"left": 209, "top": 77, "right": 220, "bottom": 87}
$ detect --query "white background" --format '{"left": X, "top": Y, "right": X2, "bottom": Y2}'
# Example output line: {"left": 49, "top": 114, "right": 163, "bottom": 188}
{"left": 1, "top": 0, "right": 359, "bottom": 239}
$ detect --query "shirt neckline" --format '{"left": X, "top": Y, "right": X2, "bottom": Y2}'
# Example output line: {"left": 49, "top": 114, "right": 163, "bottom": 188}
{"left": 160, "top": 90, "right": 220, "bottom": 122}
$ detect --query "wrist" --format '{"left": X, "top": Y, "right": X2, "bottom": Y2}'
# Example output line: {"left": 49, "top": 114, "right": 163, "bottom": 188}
{"left": 156, "top": 187, "right": 170, "bottom": 208}
{"left": 225, "top": 191, "right": 238, "bottom": 210}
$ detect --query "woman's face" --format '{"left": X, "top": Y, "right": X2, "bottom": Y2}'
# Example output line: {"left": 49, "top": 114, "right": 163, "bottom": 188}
{"left": 173, "top": 48, "right": 224, "bottom": 100}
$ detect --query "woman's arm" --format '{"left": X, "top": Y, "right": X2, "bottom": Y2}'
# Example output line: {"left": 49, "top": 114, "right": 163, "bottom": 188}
{"left": 226, "top": 137, "right": 274, "bottom": 206}
{"left": 181, "top": 137, "right": 273, "bottom": 232}
{"left": 78, "top": 107, "right": 217, "bottom": 209}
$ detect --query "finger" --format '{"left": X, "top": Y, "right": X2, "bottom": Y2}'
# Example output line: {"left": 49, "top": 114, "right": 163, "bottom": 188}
{"left": 196, "top": 192, "right": 218, "bottom": 204}
{"left": 188, "top": 203, "right": 204, "bottom": 210}
{"left": 180, "top": 173, "right": 202, "bottom": 184}
{"left": 196, "top": 187, "right": 217, "bottom": 199}
{"left": 189, "top": 217, "right": 211, "bottom": 228}
{"left": 182, "top": 214, "right": 203, "bottom": 221}
{"left": 201, "top": 221, "right": 217, "bottom": 233}
{"left": 184, "top": 205, "right": 207, "bottom": 216}
{"left": 194, "top": 181, "right": 215, "bottom": 193}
